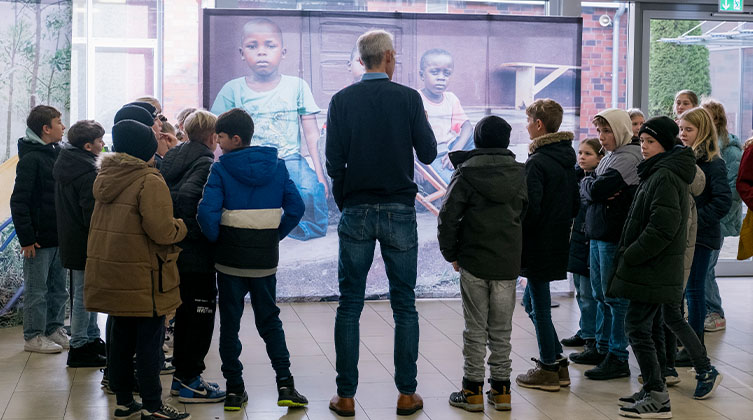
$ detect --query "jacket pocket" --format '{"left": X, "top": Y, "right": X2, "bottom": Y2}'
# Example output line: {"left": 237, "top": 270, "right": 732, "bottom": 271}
{"left": 155, "top": 251, "right": 180, "bottom": 293}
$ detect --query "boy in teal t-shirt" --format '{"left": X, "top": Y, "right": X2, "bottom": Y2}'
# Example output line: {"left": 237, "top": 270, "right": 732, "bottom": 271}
{"left": 211, "top": 17, "right": 327, "bottom": 241}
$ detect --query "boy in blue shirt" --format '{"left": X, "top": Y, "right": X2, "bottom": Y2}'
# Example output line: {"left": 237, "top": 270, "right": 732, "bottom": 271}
{"left": 211, "top": 17, "right": 327, "bottom": 241}
{"left": 197, "top": 108, "right": 308, "bottom": 412}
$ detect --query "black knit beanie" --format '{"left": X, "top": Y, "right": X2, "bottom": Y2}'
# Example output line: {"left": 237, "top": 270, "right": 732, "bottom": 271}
{"left": 473, "top": 115, "right": 512, "bottom": 149}
{"left": 639, "top": 116, "right": 679, "bottom": 152}
{"left": 112, "top": 120, "right": 158, "bottom": 162}
{"left": 114, "top": 104, "right": 154, "bottom": 127}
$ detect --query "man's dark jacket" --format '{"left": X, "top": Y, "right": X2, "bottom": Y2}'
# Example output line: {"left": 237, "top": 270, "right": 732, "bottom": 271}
{"left": 160, "top": 140, "right": 215, "bottom": 273}
{"left": 520, "top": 132, "right": 579, "bottom": 281}
{"left": 11, "top": 138, "right": 60, "bottom": 248}
{"left": 53, "top": 144, "right": 97, "bottom": 269}
{"left": 438, "top": 148, "right": 528, "bottom": 280}
{"left": 608, "top": 146, "right": 695, "bottom": 304}
{"left": 325, "top": 75, "right": 437, "bottom": 210}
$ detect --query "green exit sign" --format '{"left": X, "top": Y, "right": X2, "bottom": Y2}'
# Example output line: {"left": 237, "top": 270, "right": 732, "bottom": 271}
{"left": 719, "top": 0, "right": 744, "bottom": 12}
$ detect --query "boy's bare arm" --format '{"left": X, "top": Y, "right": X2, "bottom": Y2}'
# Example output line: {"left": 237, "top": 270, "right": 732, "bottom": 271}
{"left": 301, "top": 114, "right": 329, "bottom": 197}
{"left": 443, "top": 120, "right": 473, "bottom": 169}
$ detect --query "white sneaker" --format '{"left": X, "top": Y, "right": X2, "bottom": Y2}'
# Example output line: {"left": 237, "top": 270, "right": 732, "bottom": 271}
{"left": 46, "top": 327, "right": 71, "bottom": 349}
{"left": 24, "top": 335, "right": 63, "bottom": 354}
{"left": 704, "top": 313, "right": 726, "bottom": 332}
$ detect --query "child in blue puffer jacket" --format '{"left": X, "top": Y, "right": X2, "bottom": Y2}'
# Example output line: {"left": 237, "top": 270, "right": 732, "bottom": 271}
{"left": 197, "top": 108, "right": 308, "bottom": 412}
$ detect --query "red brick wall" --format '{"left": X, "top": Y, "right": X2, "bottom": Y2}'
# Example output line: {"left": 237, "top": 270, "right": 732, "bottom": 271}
{"left": 580, "top": 6, "right": 629, "bottom": 139}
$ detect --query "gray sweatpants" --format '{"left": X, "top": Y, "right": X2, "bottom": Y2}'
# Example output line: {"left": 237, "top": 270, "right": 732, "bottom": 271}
{"left": 460, "top": 268, "right": 516, "bottom": 382}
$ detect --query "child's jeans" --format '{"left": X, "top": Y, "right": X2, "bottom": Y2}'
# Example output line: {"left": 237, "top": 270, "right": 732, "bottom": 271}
{"left": 22, "top": 247, "right": 67, "bottom": 341}
{"left": 705, "top": 247, "right": 725, "bottom": 318}
{"left": 686, "top": 245, "right": 713, "bottom": 341}
{"left": 589, "top": 240, "right": 630, "bottom": 360}
{"left": 523, "top": 280, "right": 563, "bottom": 364}
{"left": 217, "top": 272, "right": 291, "bottom": 393}
{"left": 573, "top": 273, "right": 597, "bottom": 340}
{"left": 460, "top": 269, "right": 515, "bottom": 382}
{"left": 70, "top": 269, "right": 101, "bottom": 349}
{"left": 109, "top": 315, "right": 165, "bottom": 412}
{"left": 285, "top": 155, "right": 328, "bottom": 241}
{"left": 625, "top": 301, "right": 665, "bottom": 393}
{"left": 662, "top": 301, "right": 711, "bottom": 373}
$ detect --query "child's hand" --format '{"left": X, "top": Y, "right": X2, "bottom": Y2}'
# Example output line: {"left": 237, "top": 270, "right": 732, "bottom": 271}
{"left": 317, "top": 174, "right": 330, "bottom": 198}
{"left": 442, "top": 154, "right": 455, "bottom": 170}
{"left": 451, "top": 261, "right": 459, "bottom": 272}
{"left": 160, "top": 132, "right": 179, "bottom": 149}
{"left": 21, "top": 243, "right": 40, "bottom": 259}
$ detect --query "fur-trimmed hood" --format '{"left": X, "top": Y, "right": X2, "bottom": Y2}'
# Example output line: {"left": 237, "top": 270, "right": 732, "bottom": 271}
{"left": 528, "top": 131, "right": 574, "bottom": 154}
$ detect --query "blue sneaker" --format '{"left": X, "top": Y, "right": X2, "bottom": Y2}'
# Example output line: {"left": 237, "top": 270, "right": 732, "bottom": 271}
{"left": 172, "top": 377, "right": 221, "bottom": 396}
{"left": 694, "top": 367, "right": 723, "bottom": 400}
{"left": 178, "top": 376, "right": 226, "bottom": 403}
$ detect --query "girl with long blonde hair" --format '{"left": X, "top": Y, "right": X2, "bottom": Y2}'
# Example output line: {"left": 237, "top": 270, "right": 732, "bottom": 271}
{"left": 675, "top": 107, "right": 731, "bottom": 358}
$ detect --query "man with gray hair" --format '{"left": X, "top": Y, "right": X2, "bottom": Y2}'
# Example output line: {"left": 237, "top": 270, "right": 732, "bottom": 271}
{"left": 325, "top": 29, "right": 437, "bottom": 417}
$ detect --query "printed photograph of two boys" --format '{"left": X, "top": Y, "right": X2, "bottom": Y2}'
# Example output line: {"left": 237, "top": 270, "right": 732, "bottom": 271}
{"left": 203, "top": 11, "right": 581, "bottom": 299}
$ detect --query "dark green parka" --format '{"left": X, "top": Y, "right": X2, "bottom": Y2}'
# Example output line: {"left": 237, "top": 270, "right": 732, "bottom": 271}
{"left": 607, "top": 145, "right": 696, "bottom": 304}
{"left": 437, "top": 148, "right": 528, "bottom": 280}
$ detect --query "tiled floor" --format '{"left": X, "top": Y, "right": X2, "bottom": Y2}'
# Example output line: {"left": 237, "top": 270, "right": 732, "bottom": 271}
{"left": 1, "top": 278, "right": 753, "bottom": 419}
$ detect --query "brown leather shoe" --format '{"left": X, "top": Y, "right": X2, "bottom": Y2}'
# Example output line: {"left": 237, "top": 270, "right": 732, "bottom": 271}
{"left": 396, "top": 392, "right": 423, "bottom": 416}
{"left": 329, "top": 395, "right": 355, "bottom": 417}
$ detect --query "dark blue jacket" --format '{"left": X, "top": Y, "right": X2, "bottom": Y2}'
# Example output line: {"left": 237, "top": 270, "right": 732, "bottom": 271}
{"left": 53, "top": 144, "right": 97, "bottom": 270}
{"left": 521, "top": 132, "right": 579, "bottom": 282}
{"left": 197, "top": 146, "right": 304, "bottom": 271}
{"left": 568, "top": 165, "right": 590, "bottom": 277}
{"left": 325, "top": 75, "right": 437, "bottom": 210}
{"left": 695, "top": 155, "right": 732, "bottom": 250}
{"left": 11, "top": 136, "right": 60, "bottom": 248}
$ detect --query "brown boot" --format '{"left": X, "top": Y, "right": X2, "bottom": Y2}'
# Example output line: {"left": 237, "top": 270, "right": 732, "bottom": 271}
{"left": 558, "top": 357, "right": 571, "bottom": 387}
{"left": 396, "top": 392, "right": 423, "bottom": 416}
{"left": 487, "top": 378, "right": 511, "bottom": 411}
{"left": 448, "top": 378, "right": 484, "bottom": 412}
{"left": 329, "top": 395, "right": 355, "bottom": 417}
{"left": 515, "top": 358, "right": 560, "bottom": 392}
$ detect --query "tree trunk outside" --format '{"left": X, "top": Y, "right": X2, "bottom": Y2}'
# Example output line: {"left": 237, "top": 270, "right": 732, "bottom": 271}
{"left": 5, "top": 3, "right": 20, "bottom": 161}
{"left": 30, "top": 0, "right": 42, "bottom": 108}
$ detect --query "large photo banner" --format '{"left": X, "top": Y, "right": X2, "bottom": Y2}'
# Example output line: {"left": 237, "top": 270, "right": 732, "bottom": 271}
{"left": 203, "top": 9, "right": 582, "bottom": 300}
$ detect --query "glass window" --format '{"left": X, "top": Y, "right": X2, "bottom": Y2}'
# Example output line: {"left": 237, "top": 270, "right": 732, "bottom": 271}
{"left": 71, "top": 0, "right": 161, "bottom": 142}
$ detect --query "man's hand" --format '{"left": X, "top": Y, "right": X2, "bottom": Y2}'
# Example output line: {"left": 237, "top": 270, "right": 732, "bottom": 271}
{"left": 451, "top": 261, "right": 459, "bottom": 272}
{"left": 21, "top": 243, "right": 40, "bottom": 259}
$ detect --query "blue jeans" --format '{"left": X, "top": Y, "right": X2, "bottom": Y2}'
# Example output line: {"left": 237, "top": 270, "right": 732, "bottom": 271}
{"left": 687, "top": 246, "right": 712, "bottom": 341}
{"left": 335, "top": 203, "right": 419, "bottom": 397}
{"left": 285, "top": 155, "right": 328, "bottom": 241}
{"left": 22, "top": 247, "right": 67, "bottom": 341}
{"left": 589, "top": 240, "right": 629, "bottom": 360}
{"left": 217, "top": 272, "right": 290, "bottom": 393}
{"left": 523, "top": 280, "right": 563, "bottom": 364}
{"left": 70, "top": 269, "right": 101, "bottom": 349}
{"left": 704, "top": 247, "right": 724, "bottom": 318}
{"left": 573, "top": 273, "right": 597, "bottom": 340}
